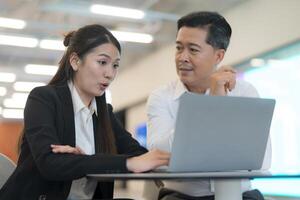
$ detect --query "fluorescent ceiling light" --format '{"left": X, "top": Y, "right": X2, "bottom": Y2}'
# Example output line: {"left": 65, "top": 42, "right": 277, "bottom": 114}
{"left": 0, "top": 34, "right": 38, "bottom": 48}
{"left": 0, "top": 17, "right": 26, "bottom": 29}
{"left": 0, "top": 86, "right": 7, "bottom": 96}
{"left": 39, "top": 39, "right": 65, "bottom": 51}
{"left": 250, "top": 58, "right": 265, "bottom": 67}
{"left": 3, "top": 98, "right": 26, "bottom": 109}
{"left": 13, "top": 81, "right": 46, "bottom": 92}
{"left": 111, "top": 31, "right": 153, "bottom": 43}
{"left": 2, "top": 108, "right": 23, "bottom": 119}
{"left": 3, "top": 92, "right": 29, "bottom": 109}
{"left": 0, "top": 72, "right": 16, "bottom": 82}
{"left": 25, "top": 64, "right": 58, "bottom": 76}
{"left": 12, "top": 92, "right": 29, "bottom": 99}
{"left": 90, "top": 4, "right": 145, "bottom": 19}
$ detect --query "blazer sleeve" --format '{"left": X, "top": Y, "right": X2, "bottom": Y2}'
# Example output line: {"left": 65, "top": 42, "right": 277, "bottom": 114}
{"left": 23, "top": 87, "right": 129, "bottom": 181}
{"left": 108, "top": 104, "right": 148, "bottom": 156}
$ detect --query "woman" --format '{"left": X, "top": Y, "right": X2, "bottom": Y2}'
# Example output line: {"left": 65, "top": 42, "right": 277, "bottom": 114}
{"left": 0, "top": 24, "right": 169, "bottom": 200}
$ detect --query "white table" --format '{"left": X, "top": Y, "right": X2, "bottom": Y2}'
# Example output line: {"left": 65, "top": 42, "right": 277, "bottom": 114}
{"left": 87, "top": 170, "right": 290, "bottom": 200}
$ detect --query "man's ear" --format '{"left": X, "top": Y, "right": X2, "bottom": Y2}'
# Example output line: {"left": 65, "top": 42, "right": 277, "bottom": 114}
{"left": 214, "top": 49, "right": 225, "bottom": 65}
{"left": 69, "top": 53, "right": 81, "bottom": 71}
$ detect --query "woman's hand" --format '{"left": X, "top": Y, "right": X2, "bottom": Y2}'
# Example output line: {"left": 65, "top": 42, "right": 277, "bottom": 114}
{"left": 51, "top": 144, "right": 85, "bottom": 155}
{"left": 126, "top": 149, "right": 170, "bottom": 173}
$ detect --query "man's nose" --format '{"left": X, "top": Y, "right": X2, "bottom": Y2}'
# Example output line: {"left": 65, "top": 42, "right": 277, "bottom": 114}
{"left": 178, "top": 50, "right": 190, "bottom": 62}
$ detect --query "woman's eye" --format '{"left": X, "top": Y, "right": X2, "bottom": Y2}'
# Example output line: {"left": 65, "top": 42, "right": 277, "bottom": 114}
{"left": 98, "top": 60, "right": 107, "bottom": 65}
{"left": 113, "top": 64, "right": 119, "bottom": 69}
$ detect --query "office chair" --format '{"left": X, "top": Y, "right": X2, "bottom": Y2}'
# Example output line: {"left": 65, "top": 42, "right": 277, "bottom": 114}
{"left": 0, "top": 153, "right": 16, "bottom": 189}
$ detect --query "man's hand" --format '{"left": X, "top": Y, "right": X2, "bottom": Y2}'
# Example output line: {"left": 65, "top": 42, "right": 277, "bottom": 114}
{"left": 209, "top": 65, "right": 237, "bottom": 96}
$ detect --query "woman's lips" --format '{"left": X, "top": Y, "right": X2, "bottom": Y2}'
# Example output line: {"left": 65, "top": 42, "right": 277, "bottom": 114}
{"left": 99, "top": 83, "right": 109, "bottom": 90}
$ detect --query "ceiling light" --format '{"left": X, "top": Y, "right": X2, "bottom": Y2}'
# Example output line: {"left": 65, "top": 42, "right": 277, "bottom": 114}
{"left": 0, "top": 34, "right": 38, "bottom": 48}
{"left": 90, "top": 4, "right": 145, "bottom": 19}
{"left": 2, "top": 108, "right": 23, "bottom": 119}
{"left": 0, "top": 86, "right": 7, "bottom": 96}
{"left": 39, "top": 39, "right": 65, "bottom": 51}
{"left": 250, "top": 58, "right": 265, "bottom": 67}
{"left": 12, "top": 92, "right": 29, "bottom": 99}
{"left": 111, "top": 31, "right": 153, "bottom": 43}
{"left": 0, "top": 17, "right": 26, "bottom": 29}
{"left": 3, "top": 92, "right": 29, "bottom": 109}
{"left": 3, "top": 98, "right": 26, "bottom": 109}
{"left": 25, "top": 64, "right": 58, "bottom": 76}
{"left": 13, "top": 81, "right": 46, "bottom": 92}
{"left": 0, "top": 107, "right": 2, "bottom": 115}
{"left": 0, "top": 72, "right": 16, "bottom": 82}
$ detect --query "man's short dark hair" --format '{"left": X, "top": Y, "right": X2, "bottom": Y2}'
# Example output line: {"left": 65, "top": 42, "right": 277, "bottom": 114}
{"left": 177, "top": 11, "right": 232, "bottom": 50}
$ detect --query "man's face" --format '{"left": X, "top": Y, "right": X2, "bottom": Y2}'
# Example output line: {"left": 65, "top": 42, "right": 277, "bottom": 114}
{"left": 175, "top": 26, "right": 224, "bottom": 90}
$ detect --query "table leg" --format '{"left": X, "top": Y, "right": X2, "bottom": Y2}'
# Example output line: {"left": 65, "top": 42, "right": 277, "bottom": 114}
{"left": 214, "top": 179, "right": 242, "bottom": 200}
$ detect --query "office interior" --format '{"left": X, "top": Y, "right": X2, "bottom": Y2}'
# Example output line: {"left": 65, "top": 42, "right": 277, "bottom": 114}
{"left": 0, "top": 0, "right": 299, "bottom": 199}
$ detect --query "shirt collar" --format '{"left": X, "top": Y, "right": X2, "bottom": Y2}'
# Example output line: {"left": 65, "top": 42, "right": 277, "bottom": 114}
{"left": 173, "top": 79, "right": 210, "bottom": 100}
{"left": 173, "top": 79, "right": 189, "bottom": 100}
{"left": 68, "top": 81, "right": 98, "bottom": 116}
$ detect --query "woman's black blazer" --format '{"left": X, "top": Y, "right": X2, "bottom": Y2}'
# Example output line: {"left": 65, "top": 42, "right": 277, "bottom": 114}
{"left": 0, "top": 84, "right": 147, "bottom": 200}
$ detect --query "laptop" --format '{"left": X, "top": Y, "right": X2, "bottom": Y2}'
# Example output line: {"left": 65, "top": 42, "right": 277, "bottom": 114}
{"left": 160, "top": 93, "right": 275, "bottom": 172}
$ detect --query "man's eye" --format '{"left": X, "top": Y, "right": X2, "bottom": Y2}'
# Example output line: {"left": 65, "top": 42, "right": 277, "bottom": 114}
{"left": 176, "top": 46, "right": 182, "bottom": 51}
{"left": 190, "top": 48, "right": 199, "bottom": 52}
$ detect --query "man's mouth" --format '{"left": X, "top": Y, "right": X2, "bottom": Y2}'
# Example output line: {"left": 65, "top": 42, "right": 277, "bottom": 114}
{"left": 179, "top": 67, "right": 193, "bottom": 71}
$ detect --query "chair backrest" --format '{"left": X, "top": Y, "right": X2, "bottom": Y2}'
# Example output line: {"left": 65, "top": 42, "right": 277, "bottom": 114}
{"left": 0, "top": 153, "right": 16, "bottom": 189}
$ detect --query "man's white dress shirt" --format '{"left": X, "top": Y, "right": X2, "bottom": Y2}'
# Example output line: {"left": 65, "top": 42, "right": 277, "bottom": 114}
{"left": 147, "top": 79, "right": 272, "bottom": 197}
{"left": 67, "top": 81, "right": 98, "bottom": 200}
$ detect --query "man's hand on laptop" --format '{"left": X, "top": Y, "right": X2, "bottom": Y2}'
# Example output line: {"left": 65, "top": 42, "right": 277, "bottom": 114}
{"left": 126, "top": 149, "right": 170, "bottom": 173}
{"left": 209, "top": 65, "right": 236, "bottom": 96}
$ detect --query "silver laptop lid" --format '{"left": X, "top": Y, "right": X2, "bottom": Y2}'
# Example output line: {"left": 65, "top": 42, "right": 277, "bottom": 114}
{"left": 169, "top": 93, "right": 275, "bottom": 172}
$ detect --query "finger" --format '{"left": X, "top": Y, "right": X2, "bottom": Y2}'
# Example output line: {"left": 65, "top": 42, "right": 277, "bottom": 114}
{"left": 224, "top": 82, "right": 229, "bottom": 93}
{"left": 156, "top": 151, "right": 171, "bottom": 157}
{"left": 154, "top": 159, "right": 170, "bottom": 168}
{"left": 51, "top": 144, "right": 71, "bottom": 149}
{"left": 157, "top": 153, "right": 171, "bottom": 160}
{"left": 75, "top": 146, "right": 86, "bottom": 154}
{"left": 153, "top": 149, "right": 171, "bottom": 155}
{"left": 52, "top": 146, "right": 77, "bottom": 154}
{"left": 52, "top": 147, "right": 71, "bottom": 153}
{"left": 151, "top": 152, "right": 171, "bottom": 160}
{"left": 218, "top": 65, "right": 237, "bottom": 73}
{"left": 228, "top": 79, "right": 236, "bottom": 91}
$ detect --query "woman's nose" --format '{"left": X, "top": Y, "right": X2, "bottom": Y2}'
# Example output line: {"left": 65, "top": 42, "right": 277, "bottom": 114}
{"left": 104, "top": 66, "right": 115, "bottom": 80}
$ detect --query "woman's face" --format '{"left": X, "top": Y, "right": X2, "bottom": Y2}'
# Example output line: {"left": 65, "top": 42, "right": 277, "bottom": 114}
{"left": 71, "top": 43, "right": 120, "bottom": 104}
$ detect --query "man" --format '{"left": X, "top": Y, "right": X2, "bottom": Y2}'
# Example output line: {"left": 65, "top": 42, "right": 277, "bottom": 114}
{"left": 147, "top": 11, "right": 271, "bottom": 200}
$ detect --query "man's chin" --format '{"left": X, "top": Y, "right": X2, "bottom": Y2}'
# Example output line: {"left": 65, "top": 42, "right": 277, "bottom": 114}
{"left": 179, "top": 76, "right": 192, "bottom": 85}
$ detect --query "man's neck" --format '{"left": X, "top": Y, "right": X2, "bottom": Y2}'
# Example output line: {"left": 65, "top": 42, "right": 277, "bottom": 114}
{"left": 186, "top": 84, "right": 208, "bottom": 94}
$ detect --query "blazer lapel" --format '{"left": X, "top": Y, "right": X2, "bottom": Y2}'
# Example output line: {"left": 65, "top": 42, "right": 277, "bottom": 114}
{"left": 56, "top": 84, "right": 76, "bottom": 146}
